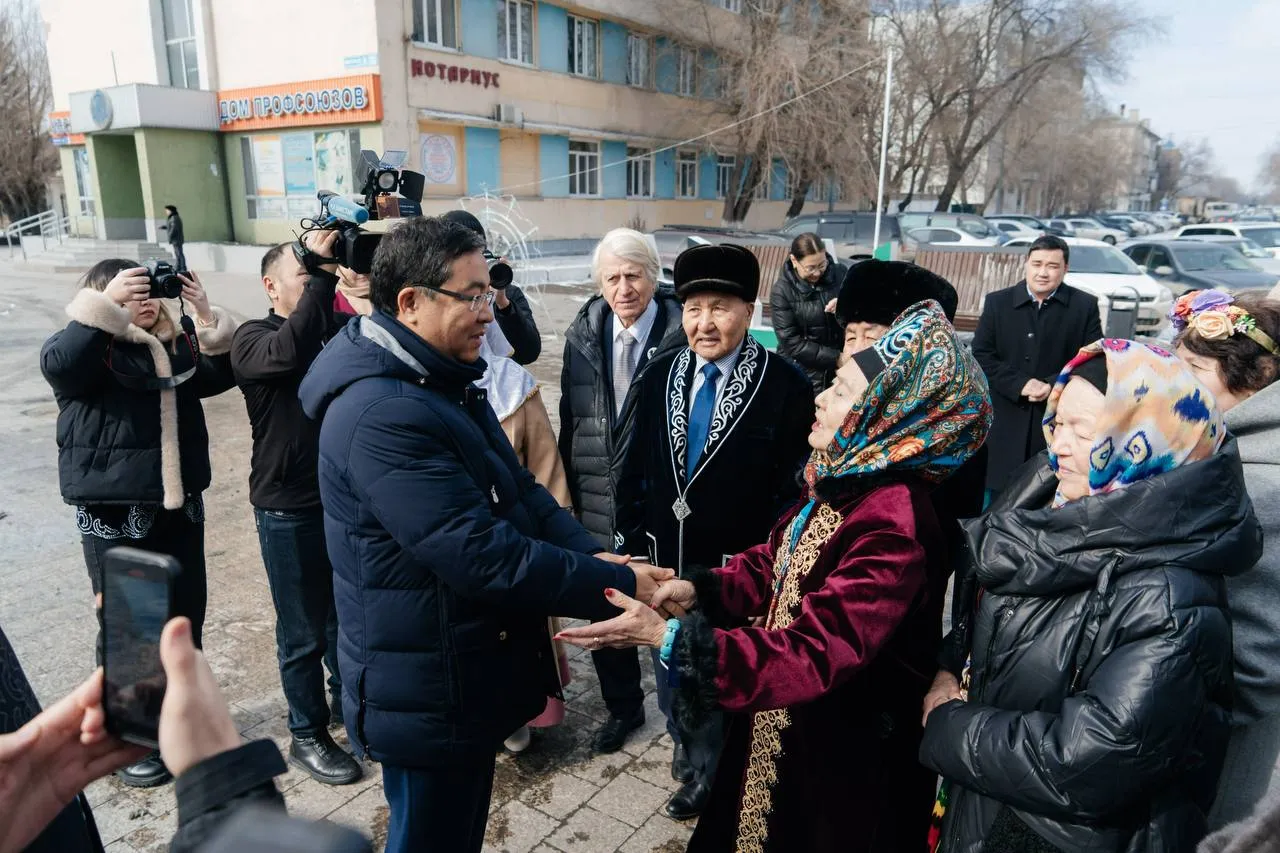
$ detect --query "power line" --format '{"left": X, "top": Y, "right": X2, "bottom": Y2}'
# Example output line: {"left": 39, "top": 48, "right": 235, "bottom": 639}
{"left": 492, "top": 55, "right": 883, "bottom": 195}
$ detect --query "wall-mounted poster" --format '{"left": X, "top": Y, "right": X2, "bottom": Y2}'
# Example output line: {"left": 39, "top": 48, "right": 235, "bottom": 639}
{"left": 420, "top": 133, "right": 458, "bottom": 185}
{"left": 283, "top": 133, "right": 317, "bottom": 195}
{"left": 315, "top": 129, "right": 355, "bottom": 195}
{"left": 251, "top": 136, "right": 285, "bottom": 196}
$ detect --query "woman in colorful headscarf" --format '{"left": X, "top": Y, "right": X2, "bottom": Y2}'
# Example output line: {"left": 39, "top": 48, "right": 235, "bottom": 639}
{"left": 1169, "top": 290, "right": 1280, "bottom": 830}
{"left": 921, "top": 340, "right": 1263, "bottom": 853}
{"left": 557, "top": 299, "right": 992, "bottom": 852}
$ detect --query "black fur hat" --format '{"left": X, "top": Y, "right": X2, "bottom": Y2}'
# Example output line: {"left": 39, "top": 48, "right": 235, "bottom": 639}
{"left": 673, "top": 243, "right": 760, "bottom": 303}
{"left": 835, "top": 259, "right": 959, "bottom": 325}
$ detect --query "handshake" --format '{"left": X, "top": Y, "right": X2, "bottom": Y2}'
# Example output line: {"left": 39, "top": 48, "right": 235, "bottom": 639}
{"left": 556, "top": 554, "right": 700, "bottom": 652}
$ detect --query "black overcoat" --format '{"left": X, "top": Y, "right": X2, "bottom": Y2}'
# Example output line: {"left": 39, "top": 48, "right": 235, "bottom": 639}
{"left": 616, "top": 335, "right": 814, "bottom": 575}
{"left": 970, "top": 281, "right": 1102, "bottom": 491}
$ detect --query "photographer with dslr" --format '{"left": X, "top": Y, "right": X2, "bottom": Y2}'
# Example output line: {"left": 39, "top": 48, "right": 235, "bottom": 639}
{"left": 231, "top": 230, "right": 361, "bottom": 787}
{"left": 40, "top": 259, "right": 237, "bottom": 789}
{"left": 441, "top": 209, "right": 540, "bottom": 364}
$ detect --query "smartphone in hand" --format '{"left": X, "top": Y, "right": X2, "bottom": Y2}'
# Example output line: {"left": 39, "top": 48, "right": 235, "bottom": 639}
{"left": 101, "top": 547, "right": 181, "bottom": 748}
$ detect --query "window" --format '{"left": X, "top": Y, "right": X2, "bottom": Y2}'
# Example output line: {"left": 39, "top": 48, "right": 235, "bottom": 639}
{"left": 626, "top": 147, "right": 653, "bottom": 198}
{"left": 414, "top": 0, "right": 458, "bottom": 48}
{"left": 714, "top": 0, "right": 743, "bottom": 10}
{"left": 161, "top": 0, "right": 199, "bottom": 89}
{"left": 72, "top": 148, "right": 94, "bottom": 216}
{"left": 782, "top": 167, "right": 794, "bottom": 199}
{"left": 1123, "top": 245, "right": 1151, "bottom": 267}
{"left": 497, "top": 0, "right": 534, "bottom": 65}
{"left": 567, "top": 15, "right": 598, "bottom": 78}
{"left": 753, "top": 175, "right": 769, "bottom": 200}
{"left": 677, "top": 45, "right": 697, "bottom": 97}
{"left": 677, "top": 149, "right": 698, "bottom": 198}
{"left": 627, "top": 33, "right": 650, "bottom": 88}
{"left": 568, "top": 140, "right": 600, "bottom": 197}
{"left": 715, "top": 155, "right": 735, "bottom": 199}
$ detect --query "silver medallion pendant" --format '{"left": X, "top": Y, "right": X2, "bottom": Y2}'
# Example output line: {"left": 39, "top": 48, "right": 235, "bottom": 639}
{"left": 672, "top": 498, "right": 692, "bottom": 521}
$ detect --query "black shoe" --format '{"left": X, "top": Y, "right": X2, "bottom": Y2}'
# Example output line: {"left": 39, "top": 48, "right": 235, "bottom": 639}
{"left": 289, "top": 732, "right": 363, "bottom": 785}
{"left": 665, "top": 779, "right": 711, "bottom": 821}
{"left": 671, "top": 743, "right": 693, "bottom": 782}
{"left": 117, "top": 752, "right": 172, "bottom": 788}
{"left": 591, "top": 709, "right": 645, "bottom": 754}
{"left": 329, "top": 696, "right": 344, "bottom": 728}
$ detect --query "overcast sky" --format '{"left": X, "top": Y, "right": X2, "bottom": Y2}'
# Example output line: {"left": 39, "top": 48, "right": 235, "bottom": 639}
{"left": 1100, "top": 0, "right": 1280, "bottom": 191}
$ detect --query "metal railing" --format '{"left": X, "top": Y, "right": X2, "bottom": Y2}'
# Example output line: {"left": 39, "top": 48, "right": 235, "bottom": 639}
{"left": 6, "top": 209, "right": 72, "bottom": 261}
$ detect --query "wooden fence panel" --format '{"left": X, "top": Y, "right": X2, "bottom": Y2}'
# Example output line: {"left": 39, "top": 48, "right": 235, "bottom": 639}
{"left": 914, "top": 248, "right": 1026, "bottom": 331}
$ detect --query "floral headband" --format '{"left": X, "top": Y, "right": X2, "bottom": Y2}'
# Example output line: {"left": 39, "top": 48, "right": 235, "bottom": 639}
{"left": 1169, "top": 290, "right": 1280, "bottom": 356}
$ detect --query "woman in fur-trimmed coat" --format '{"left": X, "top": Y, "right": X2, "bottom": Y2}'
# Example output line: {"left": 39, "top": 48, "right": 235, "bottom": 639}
{"left": 40, "top": 259, "right": 237, "bottom": 654}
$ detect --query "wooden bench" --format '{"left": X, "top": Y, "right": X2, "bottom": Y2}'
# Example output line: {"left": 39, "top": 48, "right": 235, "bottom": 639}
{"left": 913, "top": 247, "right": 1026, "bottom": 331}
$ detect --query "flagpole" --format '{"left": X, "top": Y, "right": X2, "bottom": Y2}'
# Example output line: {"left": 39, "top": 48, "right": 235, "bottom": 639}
{"left": 872, "top": 47, "right": 894, "bottom": 254}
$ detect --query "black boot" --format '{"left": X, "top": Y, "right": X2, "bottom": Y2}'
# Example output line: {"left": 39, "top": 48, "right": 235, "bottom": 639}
{"left": 117, "top": 751, "right": 172, "bottom": 788}
{"left": 289, "top": 731, "right": 362, "bottom": 785}
{"left": 591, "top": 708, "right": 645, "bottom": 754}
{"left": 665, "top": 779, "right": 711, "bottom": 821}
{"left": 329, "top": 695, "right": 344, "bottom": 728}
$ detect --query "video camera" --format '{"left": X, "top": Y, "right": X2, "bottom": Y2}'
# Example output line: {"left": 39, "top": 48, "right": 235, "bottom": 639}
{"left": 294, "top": 150, "right": 426, "bottom": 275}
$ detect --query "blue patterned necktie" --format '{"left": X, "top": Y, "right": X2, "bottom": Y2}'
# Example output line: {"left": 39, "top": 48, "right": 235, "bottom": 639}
{"left": 686, "top": 363, "right": 721, "bottom": 478}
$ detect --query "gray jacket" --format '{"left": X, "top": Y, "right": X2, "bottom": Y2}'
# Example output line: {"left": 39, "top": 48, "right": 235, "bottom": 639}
{"left": 1211, "top": 382, "right": 1280, "bottom": 829}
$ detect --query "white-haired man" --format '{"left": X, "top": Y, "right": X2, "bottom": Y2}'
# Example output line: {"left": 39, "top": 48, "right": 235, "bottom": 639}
{"left": 559, "top": 228, "right": 687, "bottom": 754}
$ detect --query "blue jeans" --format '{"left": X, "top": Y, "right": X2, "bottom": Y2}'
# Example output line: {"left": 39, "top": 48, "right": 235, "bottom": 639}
{"left": 383, "top": 758, "right": 496, "bottom": 853}
{"left": 254, "top": 507, "right": 340, "bottom": 738}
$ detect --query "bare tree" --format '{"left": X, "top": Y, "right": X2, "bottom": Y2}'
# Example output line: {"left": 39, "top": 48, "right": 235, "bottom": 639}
{"left": 659, "top": 0, "right": 875, "bottom": 224}
{"left": 0, "top": 0, "right": 58, "bottom": 223}
{"left": 1255, "top": 137, "right": 1280, "bottom": 203}
{"left": 874, "top": 0, "right": 1153, "bottom": 212}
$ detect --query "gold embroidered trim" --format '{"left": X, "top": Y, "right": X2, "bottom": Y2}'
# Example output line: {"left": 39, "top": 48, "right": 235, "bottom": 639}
{"left": 768, "top": 503, "right": 843, "bottom": 630}
{"left": 734, "top": 502, "right": 844, "bottom": 853}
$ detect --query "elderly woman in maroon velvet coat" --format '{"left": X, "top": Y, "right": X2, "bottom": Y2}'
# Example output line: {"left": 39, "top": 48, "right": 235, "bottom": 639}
{"left": 558, "top": 299, "right": 992, "bottom": 853}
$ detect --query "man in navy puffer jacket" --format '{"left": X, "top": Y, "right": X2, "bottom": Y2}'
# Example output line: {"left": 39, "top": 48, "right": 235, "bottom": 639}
{"left": 299, "top": 217, "right": 670, "bottom": 853}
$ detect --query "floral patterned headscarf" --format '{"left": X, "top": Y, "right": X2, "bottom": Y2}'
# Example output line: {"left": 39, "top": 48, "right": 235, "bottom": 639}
{"left": 1043, "top": 339, "right": 1224, "bottom": 506}
{"left": 804, "top": 299, "right": 992, "bottom": 493}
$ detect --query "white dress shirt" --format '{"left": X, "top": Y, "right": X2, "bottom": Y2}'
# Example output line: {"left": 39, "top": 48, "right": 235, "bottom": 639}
{"left": 688, "top": 340, "right": 746, "bottom": 414}
{"left": 611, "top": 298, "right": 659, "bottom": 377}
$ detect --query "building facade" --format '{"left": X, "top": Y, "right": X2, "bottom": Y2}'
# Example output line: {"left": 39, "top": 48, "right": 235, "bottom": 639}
{"left": 42, "top": 0, "right": 821, "bottom": 245}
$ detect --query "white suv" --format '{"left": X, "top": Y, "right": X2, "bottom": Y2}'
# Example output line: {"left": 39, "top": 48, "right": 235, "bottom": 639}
{"left": 1175, "top": 222, "right": 1280, "bottom": 258}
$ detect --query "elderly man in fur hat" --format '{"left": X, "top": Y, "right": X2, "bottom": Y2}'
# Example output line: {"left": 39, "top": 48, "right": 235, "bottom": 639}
{"left": 615, "top": 244, "right": 814, "bottom": 820}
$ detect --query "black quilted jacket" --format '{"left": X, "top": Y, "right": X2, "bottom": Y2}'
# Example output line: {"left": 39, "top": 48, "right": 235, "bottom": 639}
{"left": 921, "top": 442, "right": 1262, "bottom": 853}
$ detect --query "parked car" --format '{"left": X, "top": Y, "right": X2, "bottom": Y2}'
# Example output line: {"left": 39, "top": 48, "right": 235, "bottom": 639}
{"left": 1171, "top": 234, "right": 1280, "bottom": 275}
{"left": 778, "top": 211, "right": 902, "bottom": 260}
{"left": 905, "top": 226, "right": 1000, "bottom": 248}
{"left": 1048, "top": 216, "right": 1128, "bottom": 245}
{"left": 652, "top": 224, "right": 790, "bottom": 270}
{"left": 1174, "top": 222, "right": 1280, "bottom": 258}
{"left": 988, "top": 218, "right": 1046, "bottom": 240}
{"left": 1121, "top": 239, "right": 1280, "bottom": 294}
{"left": 988, "top": 214, "right": 1071, "bottom": 236}
{"left": 897, "top": 212, "right": 1005, "bottom": 243}
{"left": 1001, "top": 236, "right": 1173, "bottom": 335}
{"left": 1100, "top": 213, "right": 1157, "bottom": 235}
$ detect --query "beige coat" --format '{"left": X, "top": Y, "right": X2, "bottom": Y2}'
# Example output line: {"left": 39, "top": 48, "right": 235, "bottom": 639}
{"left": 499, "top": 387, "right": 571, "bottom": 508}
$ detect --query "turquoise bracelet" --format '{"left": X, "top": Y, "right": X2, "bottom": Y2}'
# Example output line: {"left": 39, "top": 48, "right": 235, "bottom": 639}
{"left": 659, "top": 618, "right": 681, "bottom": 664}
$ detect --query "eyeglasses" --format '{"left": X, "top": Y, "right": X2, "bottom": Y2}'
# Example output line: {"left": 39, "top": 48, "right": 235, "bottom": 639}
{"left": 417, "top": 284, "right": 497, "bottom": 312}
{"left": 797, "top": 258, "right": 828, "bottom": 276}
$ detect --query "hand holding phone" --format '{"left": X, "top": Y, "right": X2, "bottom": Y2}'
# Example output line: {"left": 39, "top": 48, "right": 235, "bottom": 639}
{"left": 101, "top": 547, "right": 180, "bottom": 748}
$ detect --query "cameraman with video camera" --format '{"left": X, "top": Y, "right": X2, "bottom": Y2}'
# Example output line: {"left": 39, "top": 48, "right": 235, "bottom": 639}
{"left": 40, "top": 258, "right": 237, "bottom": 789}
{"left": 231, "top": 230, "right": 362, "bottom": 787}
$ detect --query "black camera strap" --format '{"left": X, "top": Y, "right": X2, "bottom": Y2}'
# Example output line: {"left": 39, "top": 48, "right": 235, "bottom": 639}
{"left": 293, "top": 238, "right": 341, "bottom": 275}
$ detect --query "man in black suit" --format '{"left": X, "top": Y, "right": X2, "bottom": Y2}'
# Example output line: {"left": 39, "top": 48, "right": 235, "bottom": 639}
{"left": 616, "top": 243, "right": 814, "bottom": 820}
{"left": 972, "top": 235, "right": 1103, "bottom": 494}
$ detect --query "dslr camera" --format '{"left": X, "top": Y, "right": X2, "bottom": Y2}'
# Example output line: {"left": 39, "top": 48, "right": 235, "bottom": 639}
{"left": 144, "top": 260, "right": 184, "bottom": 300}
{"left": 295, "top": 150, "right": 426, "bottom": 275}
{"left": 483, "top": 250, "right": 513, "bottom": 290}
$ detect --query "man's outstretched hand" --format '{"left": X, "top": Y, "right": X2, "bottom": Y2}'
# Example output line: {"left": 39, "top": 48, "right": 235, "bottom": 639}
{"left": 630, "top": 562, "right": 676, "bottom": 605}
